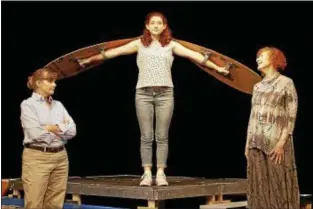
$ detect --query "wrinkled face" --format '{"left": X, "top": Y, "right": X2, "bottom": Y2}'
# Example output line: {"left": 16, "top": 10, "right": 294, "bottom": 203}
{"left": 256, "top": 50, "right": 272, "bottom": 71}
{"left": 36, "top": 73, "right": 57, "bottom": 96}
{"left": 145, "top": 16, "right": 166, "bottom": 36}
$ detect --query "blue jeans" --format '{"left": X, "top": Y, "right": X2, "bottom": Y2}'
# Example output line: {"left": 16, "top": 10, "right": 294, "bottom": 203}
{"left": 135, "top": 87, "right": 174, "bottom": 168}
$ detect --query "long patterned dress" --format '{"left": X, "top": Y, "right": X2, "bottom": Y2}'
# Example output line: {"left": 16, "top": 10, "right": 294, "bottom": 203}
{"left": 246, "top": 72, "right": 300, "bottom": 209}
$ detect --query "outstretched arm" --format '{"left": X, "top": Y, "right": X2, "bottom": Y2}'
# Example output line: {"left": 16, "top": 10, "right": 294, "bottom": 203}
{"left": 79, "top": 39, "right": 140, "bottom": 68}
{"left": 172, "top": 41, "right": 229, "bottom": 74}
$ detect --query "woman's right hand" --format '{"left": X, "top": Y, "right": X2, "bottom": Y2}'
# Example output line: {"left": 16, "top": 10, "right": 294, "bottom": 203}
{"left": 44, "top": 125, "right": 60, "bottom": 133}
{"left": 44, "top": 125, "right": 62, "bottom": 139}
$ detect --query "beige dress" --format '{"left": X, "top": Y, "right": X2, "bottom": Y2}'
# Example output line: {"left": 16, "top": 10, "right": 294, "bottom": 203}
{"left": 246, "top": 73, "right": 300, "bottom": 209}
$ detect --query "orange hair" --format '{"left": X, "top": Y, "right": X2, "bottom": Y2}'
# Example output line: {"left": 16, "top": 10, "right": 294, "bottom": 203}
{"left": 27, "top": 68, "right": 58, "bottom": 90}
{"left": 140, "top": 12, "right": 172, "bottom": 47}
{"left": 257, "top": 47, "right": 287, "bottom": 70}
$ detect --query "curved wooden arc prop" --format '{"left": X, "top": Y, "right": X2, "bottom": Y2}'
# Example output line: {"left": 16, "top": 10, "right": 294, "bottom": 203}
{"left": 174, "top": 39, "right": 262, "bottom": 94}
{"left": 2, "top": 179, "right": 9, "bottom": 196}
{"left": 44, "top": 37, "right": 138, "bottom": 79}
{"left": 44, "top": 37, "right": 261, "bottom": 94}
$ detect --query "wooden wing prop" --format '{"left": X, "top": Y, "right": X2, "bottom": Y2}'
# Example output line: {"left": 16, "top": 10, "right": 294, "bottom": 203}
{"left": 44, "top": 37, "right": 138, "bottom": 80}
{"left": 44, "top": 37, "right": 261, "bottom": 94}
{"left": 174, "top": 39, "right": 261, "bottom": 94}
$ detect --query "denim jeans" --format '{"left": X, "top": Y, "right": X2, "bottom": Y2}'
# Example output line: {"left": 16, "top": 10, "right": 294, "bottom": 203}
{"left": 135, "top": 87, "right": 174, "bottom": 168}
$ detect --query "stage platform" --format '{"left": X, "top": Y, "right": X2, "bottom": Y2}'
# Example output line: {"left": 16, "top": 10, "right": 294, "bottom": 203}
{"left": 2, "top": 175, "right": 249, "bottom": 209}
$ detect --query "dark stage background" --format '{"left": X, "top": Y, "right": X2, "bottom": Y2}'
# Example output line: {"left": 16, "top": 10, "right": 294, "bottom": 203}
{"left": 2, "top": 1, "right": 312, "bottom": 208}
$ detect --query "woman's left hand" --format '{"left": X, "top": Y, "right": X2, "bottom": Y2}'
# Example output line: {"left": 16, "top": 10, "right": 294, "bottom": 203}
{"left": 217, "top": 66, "right": 229, "bottom": 75}
{"left": 269, "top": 141, "right": 285, "bottom": 164}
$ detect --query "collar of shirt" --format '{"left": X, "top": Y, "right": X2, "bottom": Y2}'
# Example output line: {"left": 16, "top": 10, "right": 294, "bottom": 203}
{"left": 31, "top": 92, "right": 54, "bottom": 104}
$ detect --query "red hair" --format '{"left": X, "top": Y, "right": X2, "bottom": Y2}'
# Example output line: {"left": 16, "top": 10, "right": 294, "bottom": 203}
{"left": 27, "top": 68, "right": 58, "bottom": 90}
{"left": 140, "top": 12, "right": 172, "bottom": 47}
{"left": 257, "top": 47, "right": 287, "bottom": 70}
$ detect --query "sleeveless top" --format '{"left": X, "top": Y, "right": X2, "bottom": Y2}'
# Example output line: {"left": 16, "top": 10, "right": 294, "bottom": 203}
{"left": 136, "top": 40, "right": 175, "bottom": 89}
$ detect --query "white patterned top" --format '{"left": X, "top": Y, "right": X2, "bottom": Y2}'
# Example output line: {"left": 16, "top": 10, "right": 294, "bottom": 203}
{"left": 136, "top": 40, "right": 175, "bottom": 89}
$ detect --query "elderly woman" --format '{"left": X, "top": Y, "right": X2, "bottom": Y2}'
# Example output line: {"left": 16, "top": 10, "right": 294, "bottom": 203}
{"left": 21, "top": 68, "right": 76, "bottom": 209}
{"left": 245, "top": 46, "right": 300, "bottom": 209}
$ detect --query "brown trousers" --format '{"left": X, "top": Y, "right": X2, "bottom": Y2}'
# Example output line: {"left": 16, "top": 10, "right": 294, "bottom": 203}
{"left": 22, "top": 147, "right": 69, "bottom": 209}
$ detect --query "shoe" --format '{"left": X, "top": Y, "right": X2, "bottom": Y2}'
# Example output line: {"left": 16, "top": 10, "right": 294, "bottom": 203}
{"left": 156, "top": 172, "right": 169, "bottom": 186}
{"left": 139, "top": 173, "right": 152, "bottom": 186}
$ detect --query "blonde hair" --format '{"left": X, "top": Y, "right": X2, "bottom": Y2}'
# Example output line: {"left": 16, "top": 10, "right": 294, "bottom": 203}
{"left": 27, "top": 68, "right": 58, "bottom": 90}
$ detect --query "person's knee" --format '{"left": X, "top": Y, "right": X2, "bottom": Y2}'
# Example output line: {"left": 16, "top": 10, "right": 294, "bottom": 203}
{"left": 155, "top": 132, "right": 168, "bottom": 143}
{"left": 42, "top": 187, "right": 66, "bottom": 209}
{"left": 43, "top": 199, "right": 64, "bottom": 209}
{"left": 24, "top": 190, "right": 45, "bottom": 209}
{"left": 25, "top": 200, "right": 44, "bottom": 209}
{"left": 141, "top": 132, "right": 154, "bottom": 144}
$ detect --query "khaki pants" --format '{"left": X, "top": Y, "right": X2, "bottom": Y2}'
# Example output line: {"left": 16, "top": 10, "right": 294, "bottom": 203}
{"left": 22, "top": 147, "right": 69, "bottom": 209}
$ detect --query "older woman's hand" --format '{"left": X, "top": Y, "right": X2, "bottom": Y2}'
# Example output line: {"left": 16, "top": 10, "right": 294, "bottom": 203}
{"left": 270, "top": 141, "right": 285, "bottom": 164}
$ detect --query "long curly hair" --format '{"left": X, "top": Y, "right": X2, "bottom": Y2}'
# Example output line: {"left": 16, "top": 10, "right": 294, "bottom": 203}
{"left": 140, "top": 12, "right": 172, "bottom": 47}
{"left": 257, "top": 47, "right": 287, "bottom": 71}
